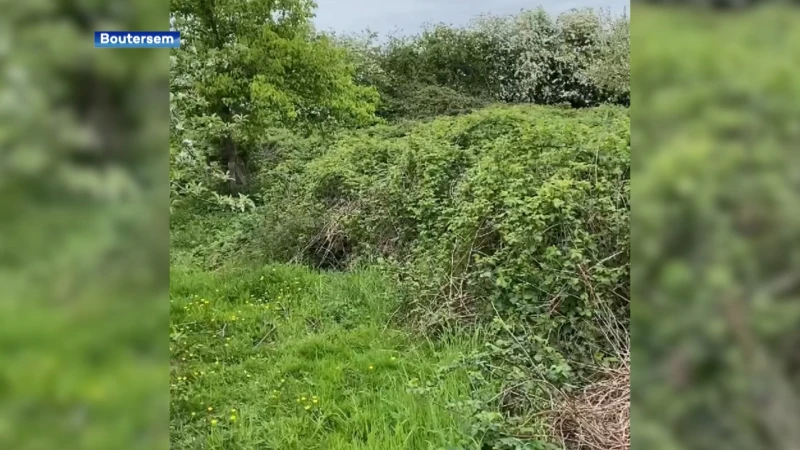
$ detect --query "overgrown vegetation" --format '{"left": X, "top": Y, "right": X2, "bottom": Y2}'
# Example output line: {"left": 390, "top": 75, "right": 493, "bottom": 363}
{"left": 170, "top": 1, "right": 630, "bottom": 449}
{"left": 334, "top": 7, "right": 629, "bottom": 119}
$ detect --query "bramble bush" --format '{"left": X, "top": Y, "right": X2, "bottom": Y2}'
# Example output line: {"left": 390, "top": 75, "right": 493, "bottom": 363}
{"left": 248, "top": 105, "right": 630, "bottom": 367}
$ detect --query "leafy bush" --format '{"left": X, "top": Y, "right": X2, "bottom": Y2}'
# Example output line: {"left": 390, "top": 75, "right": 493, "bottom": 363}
{"left": 379, "top": 83, "right": 491, "bottom": 120}
{"left": 472, "top": 8, "right": 630, "bottom": 106}
{"left": 332, "top": 7, "right": 630, "bottom": 118}
{"left": 169, "top": 0, "right": 380, "bottom": 210}
{"left": 253, "top": 105, "right": 629, "bottom": 366}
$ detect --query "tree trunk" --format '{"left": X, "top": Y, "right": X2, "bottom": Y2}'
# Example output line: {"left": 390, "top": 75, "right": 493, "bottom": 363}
{"left": 217, "top": 105, "right": 247, "bottom": 193}
{"left": 222, "top": 135, "right": 247, "bottom": 192}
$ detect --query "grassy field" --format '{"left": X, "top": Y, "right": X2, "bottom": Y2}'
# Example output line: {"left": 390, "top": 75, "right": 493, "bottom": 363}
{"left": 169, "top": 264, "right": 490, "bottom": 450}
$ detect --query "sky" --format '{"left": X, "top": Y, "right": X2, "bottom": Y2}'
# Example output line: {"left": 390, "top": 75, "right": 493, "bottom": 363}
{"left": 312, "top": 0, "right": 629, "bottom": 35}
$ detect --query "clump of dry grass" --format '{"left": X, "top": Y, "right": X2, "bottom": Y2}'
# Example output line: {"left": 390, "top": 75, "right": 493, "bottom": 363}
{"left": 548, "top": 265, "right": 630, "bottom": 450}
{"left": 551, "top": 352, "right": 630, "bottom": 450}
{"left": 297, "top": 201, "right": 358, "bottom": 269}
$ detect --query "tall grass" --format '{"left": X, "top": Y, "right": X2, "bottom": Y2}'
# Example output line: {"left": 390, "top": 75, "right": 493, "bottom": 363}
{"left": 170, "top": 264, "right": 496, "bottom": 449}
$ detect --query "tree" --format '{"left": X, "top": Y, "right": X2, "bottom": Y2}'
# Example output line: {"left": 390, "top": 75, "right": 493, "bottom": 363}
{"left": 170, "top": 0, "right": 378, "bottom": 207}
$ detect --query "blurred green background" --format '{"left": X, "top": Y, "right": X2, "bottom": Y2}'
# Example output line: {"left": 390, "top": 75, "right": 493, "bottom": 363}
{"left": 633, "top": 2, "right": 800, "bottom": 450}
{"left": 0, "top": 1, "right": 169, "bottom": 449}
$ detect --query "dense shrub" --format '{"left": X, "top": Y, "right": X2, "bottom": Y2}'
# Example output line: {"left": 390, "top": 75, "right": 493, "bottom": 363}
{"left": 169, "top": 0, "right": 379, "bottom": 210}
{"left": 333, "top": 8, "right": 629, "bottom": 119}
{"left": 250, "top": 105, "right": 629, "bottom": 366}
{"left": 379, "top": 83, "right": 491, "bottom": 120}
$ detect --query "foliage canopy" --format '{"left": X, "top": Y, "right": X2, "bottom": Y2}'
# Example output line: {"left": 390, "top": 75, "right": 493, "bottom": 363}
{"left": 169, "top": 0, "right": 379, "bottom": 210}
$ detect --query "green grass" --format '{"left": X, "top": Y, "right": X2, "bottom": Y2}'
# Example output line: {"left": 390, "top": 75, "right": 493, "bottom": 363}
{"left": 170, "top": 264, "right": 487, "bottom": 450}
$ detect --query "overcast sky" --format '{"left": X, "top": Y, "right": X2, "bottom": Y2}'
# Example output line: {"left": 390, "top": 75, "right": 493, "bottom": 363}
{"left": 313, "top": 0, "right": 629, "bottom": 35}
